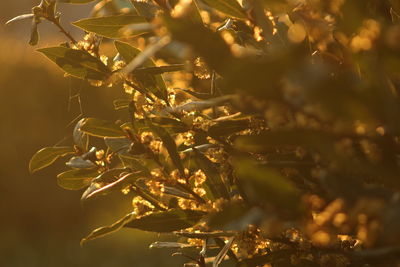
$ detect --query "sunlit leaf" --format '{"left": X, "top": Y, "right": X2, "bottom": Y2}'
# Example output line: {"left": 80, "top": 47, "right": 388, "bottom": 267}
{"left": 37, "top": 46, "right": 111, "bottom": 80}
{"left": 234, "top": 159, "right": 301, "bottom": 213}
{"left": 58, "top": 0, "right": 96, "bottom": 3}
{"left": 57, "top": 169, "right": 99, "bottom": 190}
{"left": 114, "top": 41, "right": 168, "bottom": 100}
{"left": 124, "top": 209, "right": 206, "bottom": 232}
{"left": 73, "top": 118, "right": 89, "bottom": 151}
{"left": 66, "top": 156, "right": 97, "bottom": 169}
{"left": 132, "top": 64, "right": 185, "bottom": 75}
{"left": 201, "top": 0, "right": 247, "bottom": 19}
{"left": 149, "top": 241, "right": 196, "bottom": 249}
{"left": 146, "top": 118, "right": 185, "bottom": 176}
{"left": 81, "top": 212, "right": 135, "bottom": 246}
{"left": 29, "top": 147, "right": 74, "bottom": 173}
{"left": 5, "top": 14, "right": 34, "bottom": 25}
{"left": 72, "top": 14, "right": 148, "bottom": 39}
{"left": 193, "top": 149, "right": 229, "bottom": 200}
{"left": 208, "top": 118, "right": 250, "bottom": 137}
{"left": 82, "top": 172, "right": 144, "bottom": 201}
{"left": 80, "top": 118, "right": 126, "bottom": 138}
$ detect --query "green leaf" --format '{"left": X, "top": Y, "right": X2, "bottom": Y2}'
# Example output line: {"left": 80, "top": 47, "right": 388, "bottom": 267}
{"left": 81, "top": 212, "right": 135, "bottom": 246}
{"left": 125, "top": 209, "right": 206, "bottom": 232}
{"left": 29, "top": 147, "right": 74, "bottom": 173}
{"left": 57, "top": 169, "right": 99, "bottom": 190}
{"left": 5, "top": 14, "right": 34, "bottom": 25}
{"left": 80, "top": 118, "right": 126, "bottom": 138}
{"left": 208, "top": 118, "right": 250, "bottom": 137}
{"left": 58, "top": 0, "right": 96, "bottom": 3}
{"left": 72, "top": 14, "right": 148, "bottom": 39}
{"left": 82, "top": 172, "right": 144, "bottom": 201}
{"left": 73, "top": 118, "right": 89, "bottom": 151}
{"left": 132, "top": 64, "right": 185, "bottom": 75}
{"left": 201, "top": 0, "right": 246, "bottom": 19}
{"left": 146, "top": 118, "right": 185, "bottom": 176}
{"left": 193, "top": 149, "right": 229, "bottom": 200}
{"left": 234, "top": 159, "right": 301, "bottom": 213}
{"left": 104, "top": 137, "right": 131, "bottom": 156}
{"left": 114, "top": 41, "right": 168, "bottom": 100}
{"left": 37, "top": 46, "right": 111, "bottom": 80}
{"left": 113, "top": 99, "right": 131, "bottom": 110}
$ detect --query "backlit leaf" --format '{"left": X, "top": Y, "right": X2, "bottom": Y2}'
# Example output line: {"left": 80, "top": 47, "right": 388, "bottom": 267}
{"left": 193, "top": 149, "right": 229, "bottom": 200}
{"left": 146, "top": 118, "right": 185, "bottom": 175}
{"left": 72, "top": 14, "right": 148, "bottom": 39}
{"left": 29, "top": 147, "right": 74, "bottom": 173}
{"left": 80, "top": 118, "right": 126, "bottom": 138}
{"left": 57, "top": 169, "right": 99, "bottom": 190}
{"left": 37, "top": 46, "right": 111, "bottom": 80}
{"left": 124, "top": 209, "right": 206, "bottom": 232}
{"left": 81, "top": 212, "right": 135, "bottom": 246}
{"left": 114, "top": 41, "right": 168, "bottom": 100}
{"left": 201, "top": 0, "right": 246, "bottom": 19}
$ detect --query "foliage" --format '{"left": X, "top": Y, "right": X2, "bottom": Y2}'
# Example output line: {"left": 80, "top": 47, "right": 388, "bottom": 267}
{"left": 8, "top": 0, "right": 400, "bottom": 265}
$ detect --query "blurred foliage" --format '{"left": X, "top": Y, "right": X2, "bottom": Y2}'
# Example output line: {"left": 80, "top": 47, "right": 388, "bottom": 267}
{"left": 7, "top": 0, "right": 400, "bottom": 266}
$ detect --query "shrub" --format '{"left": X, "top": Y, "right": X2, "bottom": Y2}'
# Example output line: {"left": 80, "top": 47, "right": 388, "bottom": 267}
{"left": 8, "top": 0, "right": 400, "bottom": 266}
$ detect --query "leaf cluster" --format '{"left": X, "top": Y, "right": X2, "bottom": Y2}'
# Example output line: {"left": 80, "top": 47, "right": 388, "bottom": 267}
{"left": 9, "top": 0, "right": 400, "bottom": 266}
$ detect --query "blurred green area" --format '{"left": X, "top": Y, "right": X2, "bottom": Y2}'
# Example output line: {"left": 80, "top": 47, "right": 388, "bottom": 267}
{"left": 0, "top": 1, "right": 184, "bottom": 266}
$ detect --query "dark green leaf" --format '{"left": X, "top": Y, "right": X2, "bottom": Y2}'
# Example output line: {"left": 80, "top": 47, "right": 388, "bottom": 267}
{"left": 58, "top": 0, "right": 96, "bottom": 3}
{"left": 201, "top": 0, "right": 246, "bottom": 19}
{"left": 57, "top": 169, "right": 99, "bottom": 190}
{"left": 72, "top": 14, "right": 148, "bottom": 39}
{"left": 114, "top": 41, "right": 168, "bottom": 100}
{"left": 73, "top": 118, "right": 89, "bottom": 151}
{"left": 80, "top": 118, "right": 126, "bottom": 138}
{"left": 81, "top": 212, "right": 135, "bottom": 245}
{"left": 149, "top": 242, "right": 196, "bottom": 249}
{"left": 124, "top": 209, "right": 206, "bottom": 232}
{"left": 208, "top": 118, "right": 250, "bottom": 137}
{"left": 82, "top": 172, "right": 144, "bottom": 201}
{"left": 104, "top": 137, "right": 131, "bottom": 156}
{"left": 146, "top": 118, "right": 185, "bottom": 176}
{"left": 132, "top": 64, "right": 185, "bottom": 75}
{"left": 193, "top": 149, "right": 229, "bottom": 200}
{"left": 29, "top": 147, "right": 74, "bottom": 173}
{"left": 37, "top": 46, "right": 111, "bottom": 80}
{"left": 234, "top": 159, "right": 301, "bottom": 213}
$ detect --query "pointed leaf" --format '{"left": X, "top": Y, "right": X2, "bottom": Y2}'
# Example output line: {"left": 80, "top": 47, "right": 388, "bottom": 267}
{"left": 114, "top": 41, "right": 168, "bottom": 100}
{"left": 5, "top": 14, "right": 34, "bottom": 25}
{"left": 193, "top": 149, "right": 229, "bottom": 200}
{"left": 201, "top": 0, "right": 246, "bottom": 19}
{"left": 234, "top": 159, "right": 301, "bottom": 213}
{"left": 29, "top": 147, "right": 74, "bottom": 173}
{"left": 82, "top": 172, "right": 145, "bottom": 201}
{"left": 57, "top": 169, "right": 99, "bottom": 190}
{"left": 132, "top": 64, "right": 185, "bottom": 75}
{"left": 73, "top": 15, "right": 148, "bottom": 39}
{"left": 81, "top": 212, "right": 135, "bottom": 245}
{"left": 73, "top": 118, "right": 89, "bottom": 151}
{"left": 37, "top": 46, "right": 111, "bottom": 80}
{"left": 58, "top": 0, "right": 96, "bottom": 3}
{"left": 80, "top": 118, "right": 126, "bottom": 137}
{"left": 146, "top": 118, "right": 184, "bottom": 176}
{"left": 124, "top": 209, "right": 206, "bottom": 232}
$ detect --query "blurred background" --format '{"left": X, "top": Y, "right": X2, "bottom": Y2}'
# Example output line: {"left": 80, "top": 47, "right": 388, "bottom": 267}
{"left": 0, "top": 1, "right": 184, "bottom": 266}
